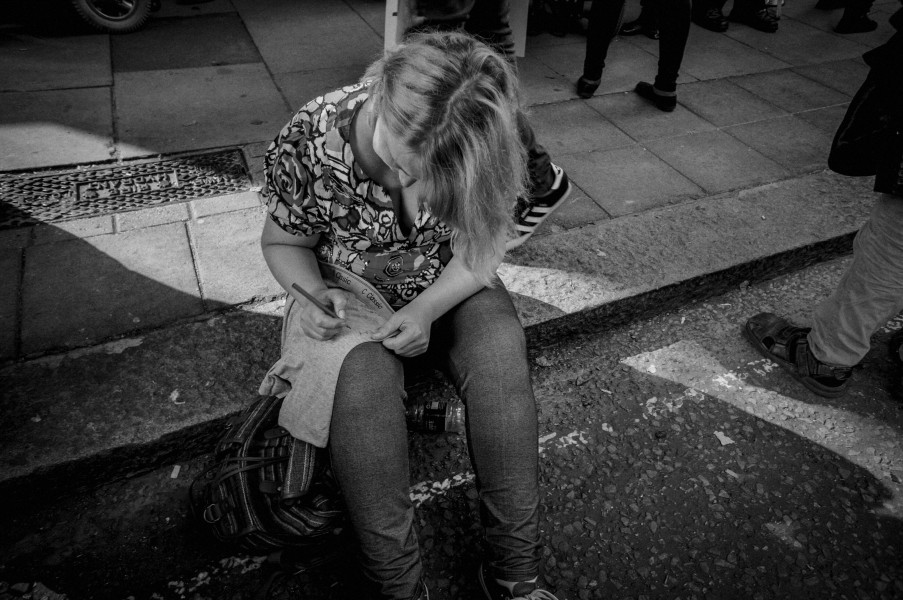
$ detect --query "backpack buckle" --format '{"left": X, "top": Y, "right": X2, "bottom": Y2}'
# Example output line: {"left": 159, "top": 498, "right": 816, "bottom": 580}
{"left": 203, "top": 503, "right": 222, "bottom": 523}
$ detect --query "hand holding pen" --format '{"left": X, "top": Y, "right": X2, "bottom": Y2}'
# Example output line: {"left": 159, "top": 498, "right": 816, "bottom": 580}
{"left": 291, "top": 283, "right": 350, "bottom": 340}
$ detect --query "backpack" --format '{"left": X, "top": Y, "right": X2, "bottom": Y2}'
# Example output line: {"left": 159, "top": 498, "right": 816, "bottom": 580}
{"left": 190, "top": 394, "right": 348, "bottom": 571}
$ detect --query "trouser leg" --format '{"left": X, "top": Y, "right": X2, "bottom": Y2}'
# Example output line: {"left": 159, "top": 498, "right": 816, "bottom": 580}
{"left": 653, "top": 0, "right": 691, "bottom": 92}
{"left": 329, "top": 342, "right": 421, "bottom": 600}
{"left": 809, "top": 194, "right": 903, "bottom": 367}
{"left": 582, "top": 0, "right": 628, "bottom": 81}
{"left": 432, "top": 282, "right": 541, "bottom": 581}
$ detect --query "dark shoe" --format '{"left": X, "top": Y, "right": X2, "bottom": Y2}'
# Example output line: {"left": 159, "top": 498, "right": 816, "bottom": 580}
{"left": 815, "top": 0, "right": 847, "bottom": 9}
{"left": 693, "top": 8, "right": 730, "bottom": 32}
{"left": 576, "top": 76, "right": 600, "bottom": 99}
{"left": 834, "top": 14, "right": 878, "bottom": 32}
{"left": 729, "top": 8, "right": 780, "bottom": 32}
{"left": 743, "top": 312, "right": 853, "bottom": 398}
{"left": 634, "top": 81, "right": 677, "bottom": 112}
{"left": 478, "top": 562, "right": 560, "bottom": 600}
{"left": 620, "top": 17, "right": 660, "bottom": 39}
{"left": 507, "top": 164, "right": 571, "bottom": 250}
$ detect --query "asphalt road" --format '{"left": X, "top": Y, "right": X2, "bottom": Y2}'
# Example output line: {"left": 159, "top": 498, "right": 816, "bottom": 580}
{"left": 2, "top": 256, "right": 901, "bottom": 600}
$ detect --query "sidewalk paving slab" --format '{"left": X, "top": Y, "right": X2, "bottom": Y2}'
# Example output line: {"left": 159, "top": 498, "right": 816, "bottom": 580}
{"left": 667, "top": 27, "right": 793, "bottom": 81}
{"left": 729, "top": 68, "right": 852, "bottom": 113}
{"left": 527, "top": 100, "right": 636, "bottom": 157}
{"left": 585, "top": 91, "right": 718, "bottom": 141}
{"left": 642, "top": 129, "right": 790, "bottom": 194}
{"left": 114, "top": 63, "right": 290, "bottom": 158}
{"left": 111, "top": 12, "right": 263, "bottom": 73}
{"left": 677, "top": 78, "right": 790, "bottom": 127}
{"left": 21, "top": 222, "right": 204, "bottom": 355}
{"left": 556, "top": 145, "right": 704, "bottom": 217}
{"left": 796, "top": 103, "right": 850, "bottom": 135}
{"left": 0, "top": 31, "right": 110, "bottom": 93}
{"left": 723, "top": 114, "right": 835, "bottom": 173}
{"left": 792, "top": 57, "right": 870, "bottom": 96}
{"left": 238, "top": 3, "right": 384, "bottom": 75}
{"left": 0, "top": 87, "right": 114, "bottom": 171}
{"left": 191, "top": 205, "right": 282, "bottom": 306}
{"left": 723, "top": 17, "right": 869, "bottom": 66}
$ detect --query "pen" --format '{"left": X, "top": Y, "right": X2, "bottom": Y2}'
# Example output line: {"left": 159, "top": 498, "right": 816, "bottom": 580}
{"left": 291, "top": 282, "right": 342, "bottom": 320}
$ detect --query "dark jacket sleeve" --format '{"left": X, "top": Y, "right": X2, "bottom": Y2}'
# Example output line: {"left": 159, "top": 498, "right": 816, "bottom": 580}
{"left": 828, "top": 6, "right": 903, "bottom": 196}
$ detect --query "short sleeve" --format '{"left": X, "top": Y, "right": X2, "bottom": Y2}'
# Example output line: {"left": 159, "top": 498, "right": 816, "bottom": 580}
{"left": 263, "top": 109, "right": 331, "bottom": 237}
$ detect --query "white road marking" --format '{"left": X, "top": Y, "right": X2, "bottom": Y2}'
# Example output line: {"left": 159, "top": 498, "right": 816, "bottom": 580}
{"left": 622, "top": 339, "right": 903, "bottom": 517}
{"left": 409, "top": 429, "right": 590, "bottom": 507}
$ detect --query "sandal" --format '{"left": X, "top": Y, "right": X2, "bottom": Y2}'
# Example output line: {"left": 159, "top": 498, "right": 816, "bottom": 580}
{"left": 743, "top": 312, "right": 853, "bottom": 398}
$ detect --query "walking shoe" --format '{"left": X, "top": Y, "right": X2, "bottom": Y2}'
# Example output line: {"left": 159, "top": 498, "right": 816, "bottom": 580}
{"left": 834, "top": 13, "right": 878, "bottom": 32}
{"left": 507, "top": 164, "right": 571, "bottom": 250}
{"left": 693, "top": 8, "right": 730, "bottom": 31}
{"left": 729, "top": 7, "right": 779, "bottom": 32}
{"left": 576, "top": 76, "right": 601, "bottom": 99}
{"left": 620, "top": 17, "right": 660, "bottom": 38}
{"left": 744, "top": 312, "right": 853, "bottom": 398}
{"left": 634, "top": 81, "right": 678, "bottom": 112}
{"left": 478, "top": 563, "right": 559, "bottom": 600}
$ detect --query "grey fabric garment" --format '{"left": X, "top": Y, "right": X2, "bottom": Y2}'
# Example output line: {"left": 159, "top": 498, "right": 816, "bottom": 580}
{"left": 258, "top": 266, "right": 394, "bottom": 447}
{"left": 809, "top": 194, "right": 903, "bottom": 366}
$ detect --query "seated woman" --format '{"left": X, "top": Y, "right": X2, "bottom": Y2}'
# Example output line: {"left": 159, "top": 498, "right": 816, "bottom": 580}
{"left": 260, "top": 31, "right": 558, "bottom": 600}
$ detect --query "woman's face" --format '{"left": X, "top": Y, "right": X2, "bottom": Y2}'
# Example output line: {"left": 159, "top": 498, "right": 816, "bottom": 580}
{"left": 373, "top": 115, "right": 422, "bottom": 189}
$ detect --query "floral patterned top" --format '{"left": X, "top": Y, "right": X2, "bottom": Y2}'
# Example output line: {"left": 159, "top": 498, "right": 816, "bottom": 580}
{"left": 264, "top": 82, "right": 454, "bottom": 308}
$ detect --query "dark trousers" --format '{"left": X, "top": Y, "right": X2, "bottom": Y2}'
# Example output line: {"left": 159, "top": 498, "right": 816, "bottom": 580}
{"left": 583, "top": 0, "right": 691, "bottom": 92}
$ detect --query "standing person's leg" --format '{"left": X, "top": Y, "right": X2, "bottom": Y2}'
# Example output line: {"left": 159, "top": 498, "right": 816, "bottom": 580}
{"left": 431, "top": 283, "right": 546, "bottom": 592}
{"left": 835, "top": 0, "right": 878, "bottom": 32}
{"left": 577, "top": 0, "right": 629, "bottom": 97}
{"left": 634, "top": 0, "right": 690, "bottom": 112}
{"left": 652, "top": 0, "right": 691, "bottom": 92}
{"left": 463, "top": 0, "right": 572, "bottom": 249}
{"left": 329, "top": 342, "right": 424, "bottom": 600}
{"left": 809, "top": 194, "right": 903, "bottom": 366}
{"left": 744, "top": 195, "right": 903, "bottom": 398}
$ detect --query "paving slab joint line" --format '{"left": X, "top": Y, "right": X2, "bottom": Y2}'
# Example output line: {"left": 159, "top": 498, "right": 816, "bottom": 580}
{"left": 183, "top": 219, "right": 209, "bottom": 309}
{"left": 0, "top": 230, "right": 857, "bottom": 511}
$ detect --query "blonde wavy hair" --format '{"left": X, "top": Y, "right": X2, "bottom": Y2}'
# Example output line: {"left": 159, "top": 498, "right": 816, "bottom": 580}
{"left": 363, "top": 31, "right": 528, "bottom": 285}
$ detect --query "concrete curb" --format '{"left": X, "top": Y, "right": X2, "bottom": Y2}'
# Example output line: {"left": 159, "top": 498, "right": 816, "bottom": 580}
{"left": 0, "top": 170, "right": 876, "bottom": 509}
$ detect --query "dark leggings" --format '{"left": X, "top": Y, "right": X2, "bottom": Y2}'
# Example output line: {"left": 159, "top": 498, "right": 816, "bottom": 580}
{"left": 583, "top": 0, "right": 692, "bottom": 92}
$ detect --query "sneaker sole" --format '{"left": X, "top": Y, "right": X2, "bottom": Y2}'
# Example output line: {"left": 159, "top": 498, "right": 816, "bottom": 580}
{"left": 506, "top": 181, "right": 572, "bottom": 251}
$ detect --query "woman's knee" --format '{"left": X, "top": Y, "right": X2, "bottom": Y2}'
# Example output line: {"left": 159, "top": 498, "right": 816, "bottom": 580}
{"left": 334, "top": 342, "right": 405, "bottom": 414}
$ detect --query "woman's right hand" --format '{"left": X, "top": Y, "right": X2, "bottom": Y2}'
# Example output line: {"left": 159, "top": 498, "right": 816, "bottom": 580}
{"left": 298, "top": 288, "right": 350, "bottom": 340}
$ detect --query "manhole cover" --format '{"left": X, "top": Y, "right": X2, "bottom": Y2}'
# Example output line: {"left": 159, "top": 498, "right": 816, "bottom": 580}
{"left": 0, "top": 149, "right": 252, "bottom": 231}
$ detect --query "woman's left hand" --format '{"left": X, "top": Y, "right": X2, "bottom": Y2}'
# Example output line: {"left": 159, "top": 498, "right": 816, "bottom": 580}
{"left": 370, "top": 304, "right": 432, "bottom": 357}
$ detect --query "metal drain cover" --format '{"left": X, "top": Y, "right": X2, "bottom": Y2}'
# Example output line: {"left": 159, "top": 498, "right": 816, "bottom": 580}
{"left": 0, "top": 149, "right": 252, "bottom": 231}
